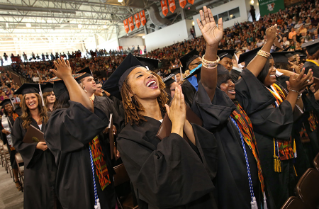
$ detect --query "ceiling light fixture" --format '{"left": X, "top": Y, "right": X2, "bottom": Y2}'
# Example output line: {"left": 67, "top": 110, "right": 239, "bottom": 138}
{"left": 103, "top": 25, "right": 107, "bottom": 28}
{"left": 26, "top": 23, "right": 31, "bottom": 27}
{"left": 118, "top": 0, "right": 123, "bottom": 2}
{"left": 78, "top": 24, "right": 82, "bottom": 28}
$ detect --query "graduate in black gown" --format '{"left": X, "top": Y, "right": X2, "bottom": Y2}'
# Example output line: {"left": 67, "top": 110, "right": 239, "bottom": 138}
{"left": 235, "top": 26, "right": 313, "bottom": 209}
{"left": 102, "top": 51, "right": 218, "bottom": 209}
{"left": 42, "top": 82, "right": 56, "bottom": 117}
{"left": 302, "top": 39, "right": 319, "bottom": 77}
{"left": 0, "top": 99, "right": 22, "bottom": 191}
{"left": 191, "top": 7, "right": 266, "bottom": 209}
{"left": 44, "top": 58, "right": 113, "bottom": 209}
{"left": 11, "top": 83, "right": 57, "bottom": 209}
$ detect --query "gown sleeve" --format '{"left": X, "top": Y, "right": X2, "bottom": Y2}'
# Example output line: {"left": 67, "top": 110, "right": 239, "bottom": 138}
{"left": 191, "top": 82, "right": 235, "bottom": 131}
{"left": 117, "top": 130, "right": 215, "bottom": 208}
{"left": 44, "top": 101, "right": 109, "bottom": 153}
{"left": 12, "top": 117, "right": 40, "bottom": 168}
{"left": 235, "top": 69, "right": 294, "bottom": 140}
{"left": 235, "top": 69, "right": 276, "bottom": 115}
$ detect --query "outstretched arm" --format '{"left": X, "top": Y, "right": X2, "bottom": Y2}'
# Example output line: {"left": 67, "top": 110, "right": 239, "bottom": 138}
{"left": 196, "top": 6, "right": 223, "bottom": 101}
{"left": 246, "top": 25, "right": 277, "bottom": 77}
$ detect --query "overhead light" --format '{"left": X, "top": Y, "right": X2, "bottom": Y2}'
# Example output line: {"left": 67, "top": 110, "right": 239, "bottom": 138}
{"left": 118, "top": 0, "right": 123, "bottom": 2}
{"left": 230, "top": 14, "right": 233, "bottom": 18}
{"left": 250, "top": 0, "right": 254, "bottom": 4}
{"left": 26, "top": 23, "right": 31, "bottom": 27}
{"left": 6, "top": 23, "right": 8, "bottom": 27}
{"left": 103, "top": 25, "right": 107, "bottom": 28}
{"left": 192, "top": 21, "right": 194, "bottom": 26}
{"left": 78, "top": 24, "right": 82, "bottom": 28}
{"left": 142, "top": 36, "right": 145, "bottom": 39}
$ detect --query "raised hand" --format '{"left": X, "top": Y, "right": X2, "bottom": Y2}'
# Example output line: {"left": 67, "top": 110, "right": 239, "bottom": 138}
{"left": 196, "top": 6, "right": 223, "bottom": 47}
{"left": 287, "top": 68, "right": 314, "bottom": 92}
{"left": 266, "top": 24, "right": 278, "bottom": 42}
{"left": 165, "top": 85, "right": 186, "bottom": 137}
{"left": 50, "top": 57, "right": 72, "bottom": 80}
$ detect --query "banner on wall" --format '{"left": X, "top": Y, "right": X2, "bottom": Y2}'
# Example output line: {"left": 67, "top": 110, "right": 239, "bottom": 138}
{"left": 134, "top": 13, "right": 141, "bottom": 28}
{"left": 128, "top": 16, "right": 134, "bottom": 31}
{"left": 161, "top": 0, "right": 168, "bottom": 16}
{"left": 188, "top": 0, "right": 194, "bottom": 4}
{"left": 259, "top": 0, "right": 285, "bottom": 16}
{"left": 123, "top": 19, "right": 129, "bottom": 33}
{"left": 139, "top": 10, "right": 147, "bottom": 26}
{"left": 168, "top": 0, "right": 176, "bottom": 13}
{"left": 179, "top": 0, "right": 187, "bottom": 8}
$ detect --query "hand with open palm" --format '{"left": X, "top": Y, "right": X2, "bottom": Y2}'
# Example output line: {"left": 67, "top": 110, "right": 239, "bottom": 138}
{"left": 196, "top": 6, "right": 223, "bottom": 47}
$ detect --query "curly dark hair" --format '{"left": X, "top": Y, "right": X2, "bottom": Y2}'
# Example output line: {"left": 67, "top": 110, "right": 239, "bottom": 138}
{"left": 121, "top": 72, "right": 168, "bottom": 125}
{"left": 20, "top": 93, "right": 48, "bottom": 130}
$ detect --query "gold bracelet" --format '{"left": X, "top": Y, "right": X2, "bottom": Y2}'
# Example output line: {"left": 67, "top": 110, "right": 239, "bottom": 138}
{"left": 202, "top": 55, "right": 220, "bottom": 68}
{"left": 257, "top": 50, "right": 270, "bottom": 58}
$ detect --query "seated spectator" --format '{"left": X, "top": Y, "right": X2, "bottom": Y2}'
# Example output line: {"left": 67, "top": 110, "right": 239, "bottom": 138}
{"left": 289, "top": 28, "right": 297, "bottom": 39}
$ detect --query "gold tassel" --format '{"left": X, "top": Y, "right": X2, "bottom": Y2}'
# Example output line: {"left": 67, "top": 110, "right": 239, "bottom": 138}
{"left": 294, "top": 166, "right": 298, "bottom": 177}
{"left": 273, "top": 139, "right": 282, "bottom": 173}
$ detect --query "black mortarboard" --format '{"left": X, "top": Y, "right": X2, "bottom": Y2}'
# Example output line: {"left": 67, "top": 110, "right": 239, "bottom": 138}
{"left": 180, "top": 49, "right": 200, "bottom": 71}
{"left": 238, "top": 47, "right": 262, "bottom": 65}
{"left": 0, "top": 99, "right": 12, "bottom": 107}
{"left": 163, "top": 74, "right": 176, "bottom": 87}
{"left": 102, "top": 53, "right": 144, "bottom": 99}
{"left": 76, "top": 67, "right": 93, "bottom": 82}
{"left": 271, "top": 52, "right": 290, "bottom": 64}
{"left": 184, "top": 64, "right": 202, "bottom": 80}
{"left": 47, "top": 73, "right": 86, "bottom": 99}
{"left": 302, "top": 38, "right": 319, "bottom": 56}
{"left": 136, "top": 57, "right": 159, "bottom": 71}
{"left": 14, "top": 83, "right": 40, "bottom": 95}
{"left": 218, "top": 49, "right": 236, "bottom": 60}
{"left": 293, "top": 50, "right": 307, "bottom": 57}
{"left": 217, "top": 64, "right": 231, "bottom": 87}
{"left": 42, "top": 82, "right": 54, "bottom": 93}
{"left": 217, "top": 64, "right": 229, "bottom": 75}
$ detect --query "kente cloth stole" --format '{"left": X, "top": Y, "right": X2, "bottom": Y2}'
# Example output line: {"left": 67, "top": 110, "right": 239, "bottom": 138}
{"left": 89, "top": 136, "right": 111, "bottom": 191}
{"left": 268, "top": 84, "right": 295, "bottom": 161}
{"left": 231, "top": 102, "right": 265, "bottom": 193}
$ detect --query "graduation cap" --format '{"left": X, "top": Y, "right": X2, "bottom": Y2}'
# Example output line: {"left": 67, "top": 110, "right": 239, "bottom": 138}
{"left": 218, "top": 49, "right": 236, "bottom": 60}
{"left": 238, "top": 47, "right": 262, "bottom": 65}
{"left": 217, "top": 64, "right": 229, "bottom": 75}
{"left": 42, "top": 82, "right": 54, "bottom": 93}
{"left": 102, "top": 53, "right": 144, "bottom": 99}
{"left": 271, "top": 52, "right": 291, "bottom": 64}
{"left": 163, "top": 74, "right": 176, "bottom": 87}
{"left": 184, "top": 64, "right": 202, "bottom": 80}
{"left": 217, "top": 64, "right": 232, "bottom": 87}
{"left": 75, "top": 67, "right": 93, "bottom": 82}
{"left": 0, "top": 99, "right": 13, "bottom": 107}
{"left": 180, "top": 49, "right": 200, "bottom": 72}
{"left": 14, "top": 83, "right": 41, "bottom": 95}
{"left": 301, "top": 38, "right": 319, "bottom": 56}
{"left": 136, "top": 57, "right": 159, "bottom": 71}
{"left": 47, "top": 73, "right": 86, "bottom": 99}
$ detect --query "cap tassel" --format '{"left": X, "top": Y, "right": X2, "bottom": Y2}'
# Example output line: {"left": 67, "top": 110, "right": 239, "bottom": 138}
{"left": 180, "top": 67, "right": 183, "bottom": 81}
{"left": 38, "top": 83, "right": 45, "bottom": 107}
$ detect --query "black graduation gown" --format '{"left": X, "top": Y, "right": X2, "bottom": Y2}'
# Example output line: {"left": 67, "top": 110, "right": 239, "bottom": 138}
{"left": 44, "top": 101, "right": 112, "bottom": 209}
{"left": 12, "top": 117, "right": 56, "bottom": 209}
{"left": 191, "top": 84, "right": 262, "bottom": 209}
{"left": 117, "top": 116, "right": 218, "bottom": 209}
{"left": 235, "top": 69, "right": 295, "bottom": 209}
{"left": 304, "top": 61, "right": 319, "bottom": 78}
{"left": 300, "top": 90, "right": 319, "bottom": 162}
{"left": 108, "top": 95, "right": 125, "bottom": 121}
